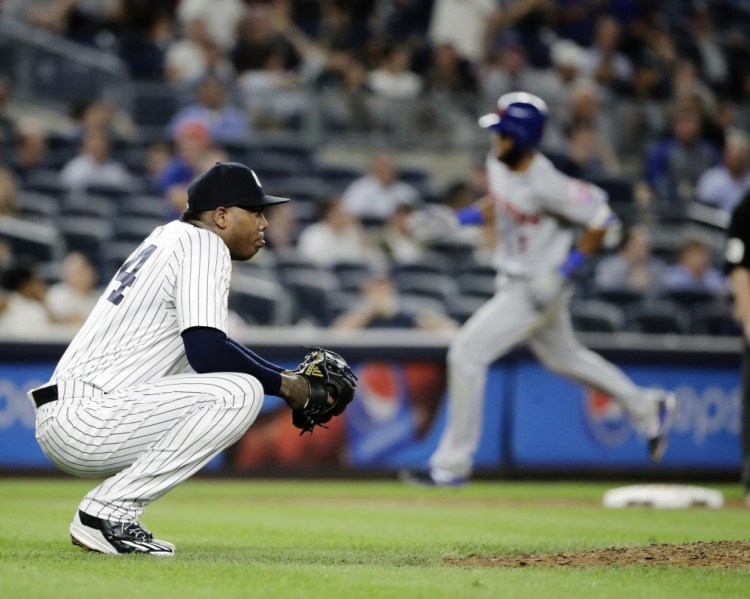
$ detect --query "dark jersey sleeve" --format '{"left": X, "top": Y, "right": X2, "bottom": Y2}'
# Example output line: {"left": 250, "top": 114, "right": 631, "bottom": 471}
{"left": 725, "top": 194, "right": 750, "bottom": 274}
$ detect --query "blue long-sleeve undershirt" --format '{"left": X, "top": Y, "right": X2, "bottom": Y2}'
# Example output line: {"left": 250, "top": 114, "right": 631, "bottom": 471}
{"left": 181, "top": 327, "right": 283, "bottom": 395}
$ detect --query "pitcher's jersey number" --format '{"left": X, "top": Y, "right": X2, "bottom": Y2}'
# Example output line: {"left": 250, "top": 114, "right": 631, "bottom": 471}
{"left": 107, "top": 244, "right": 157, "bottom": 305}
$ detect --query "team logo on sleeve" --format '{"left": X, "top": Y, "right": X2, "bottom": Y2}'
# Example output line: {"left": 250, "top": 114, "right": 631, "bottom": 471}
{"left": 569, "top": 181, "right": 593, "bottom": 204}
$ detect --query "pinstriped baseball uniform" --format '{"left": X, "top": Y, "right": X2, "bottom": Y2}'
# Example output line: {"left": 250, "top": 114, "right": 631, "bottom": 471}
{"left": 31, "top": 220, "right": 264, "bottom": 522}
{"left": 429, "top": 153, "right": 661, "bottom": 480}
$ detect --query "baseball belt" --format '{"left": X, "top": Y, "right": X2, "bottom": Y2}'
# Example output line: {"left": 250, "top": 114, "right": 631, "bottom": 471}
{"left": 31, "top": 384, "right": 59, "bottom": 408}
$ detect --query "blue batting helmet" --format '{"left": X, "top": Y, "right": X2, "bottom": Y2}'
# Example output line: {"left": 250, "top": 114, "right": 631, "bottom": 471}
{"left": 478, "top": 92, "right": 548, "bottom": 151}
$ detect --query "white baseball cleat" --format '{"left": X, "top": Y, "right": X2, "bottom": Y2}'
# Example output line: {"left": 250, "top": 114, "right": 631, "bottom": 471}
{"left": 647, "top": 391, "right": 676, "bottom": 462}
{"left": 70, "top": 510, "right": 175, "bottom": 556}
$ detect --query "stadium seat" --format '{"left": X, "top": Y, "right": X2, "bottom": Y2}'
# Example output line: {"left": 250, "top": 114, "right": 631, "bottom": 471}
{"left": 282, "top": 269, "right": 339, "bottom": 326}
{"left": 23, "top": 170, "right": 68, "bottom": 199}
{"left": 229, "top": 276, "right": 295, "bottom": 326}
{"left": 666, "top": 288, "right": 719, "bottom": 310}
{"left": 118, "top": 196, "right": 168, "bottom": 220}
{"left": 456, "top": 272, "right": 495, "bottom": 300}
{"left": 16, "top": 192, "right": 59, "bottom": 223}
{"left": 130, "top": 83, "right": 180, "bottom": 129}
{"left": 331, "top": 260, "right": 374, "bottom": 293}
{"left": 444, "top": 294, "right": 487, "bottom": 324}
{"left": 593, "top": 286, "right": 645, "bottom": 308}
{"left": 0, "top": 216, "right": 64, "bottom": 263}
{"left": 315, "top": 164, "right": 364, "bottom": 192}
{"left": 86, "top": 181, "right": 139, "bottom": 200}
{"left": 691, "top": 301, "right": 741, "bottom": 336}
{"left": 61, "top": 194, "right": 116, "bottom": 220}
{"left": 99, "top": 241, "right": 139, "bottom": 281}
{"left": 59, "top": 216, "right": 113, "bottom": 266}
{"left": 628, "top": 299, "right": 690, "bottom": 335}
{"left": 327, "top": 292, "right": 362, "bottom": 323}
{"left": 570, "top": 300, "right": 626, "bottom": 333}
{"left": 391, "top": 256, "right": 447, "bottom": 278}
{"left": 426, "top": 238, "right": 477, "bottom": 271}
{"left": 113, "top": 217, "right": 164, "bottom": 242}
{"left": 394, "top": 272, "right": 457, "bottom": 302}
{"left": 399, "top": 166, "right": 431, "bottom": 195}
{"left": 399, "top": 293, "right": 447, "bottom": 316}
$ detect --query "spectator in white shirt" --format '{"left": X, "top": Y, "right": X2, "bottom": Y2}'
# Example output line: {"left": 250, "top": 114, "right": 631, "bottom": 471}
{"left": 47, "top": 252, "right": 100, "bottom": 325}
{"left": 368, "top": 45, "right": 422, "bottom": 100}
{"left": 342, "top": 152, "right": 420, "bottom": 222}
{"left": 0, "top": 262, "right": 74, "bottom": 339}
{"left": 696, "top": 129, "right": 750, "bottom": 213}
{"left": 177, "top": 0, "right": 245, "bottom": 50}
{"left": 59, "top": 129, "right": 134, "bottom": 191}
{"left": 296, "top": 195, "right": 374, "bottom": 267}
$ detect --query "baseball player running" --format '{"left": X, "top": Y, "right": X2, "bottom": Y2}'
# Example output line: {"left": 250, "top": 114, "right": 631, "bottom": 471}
{"left": 401, "top": 92, "right": 676, "bottom": 486}
{"left": 29, "top": 163, "right": 323, "bottom": 555}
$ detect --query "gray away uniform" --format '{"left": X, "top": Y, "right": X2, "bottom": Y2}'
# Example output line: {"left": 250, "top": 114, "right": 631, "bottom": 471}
{"left": 429, "top": 153, "right": 662, "bottom": 480}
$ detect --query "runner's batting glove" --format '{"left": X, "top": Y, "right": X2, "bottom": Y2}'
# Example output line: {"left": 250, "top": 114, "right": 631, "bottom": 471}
{"left": 291, "top": 348, "right": 357, "bottom": 435}
{"left": 528, "top": 249, "right": 588, "bottom": 310}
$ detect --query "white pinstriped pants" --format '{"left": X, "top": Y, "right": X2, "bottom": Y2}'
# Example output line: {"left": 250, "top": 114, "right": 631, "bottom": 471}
{"left": 33, "top": 374, "right": 264, "bottom": 522}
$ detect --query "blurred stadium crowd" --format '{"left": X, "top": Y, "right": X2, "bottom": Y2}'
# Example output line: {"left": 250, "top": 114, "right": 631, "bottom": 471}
{"left": 0, "top": 0, "right": 748, "bottom": 338}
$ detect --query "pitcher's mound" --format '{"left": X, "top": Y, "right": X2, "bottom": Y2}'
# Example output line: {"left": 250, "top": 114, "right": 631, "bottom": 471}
{"left": 445, "top": 540, "right": 750, "bottom": 568}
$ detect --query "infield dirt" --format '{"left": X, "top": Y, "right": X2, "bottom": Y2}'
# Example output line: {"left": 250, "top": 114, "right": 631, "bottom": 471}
{"left": 446, "top": 540, "right": 750, "bottom": 569}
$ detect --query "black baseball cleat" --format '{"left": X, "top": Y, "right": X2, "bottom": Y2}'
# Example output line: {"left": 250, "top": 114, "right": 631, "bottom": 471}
{"left": 70, "top": 510, "right": 175, "bottom": 556}
{"left": 398, "top": 468, "right": 467, "bottom": 488}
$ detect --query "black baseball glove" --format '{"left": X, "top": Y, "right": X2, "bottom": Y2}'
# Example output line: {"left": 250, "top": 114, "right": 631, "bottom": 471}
{"left": 291, "top": 348, "right": 357, "bottom": 434}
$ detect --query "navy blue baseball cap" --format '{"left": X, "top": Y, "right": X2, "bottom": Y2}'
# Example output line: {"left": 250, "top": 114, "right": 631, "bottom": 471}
{"left": 187, "top": 162, "right": 289, "bottom": 212}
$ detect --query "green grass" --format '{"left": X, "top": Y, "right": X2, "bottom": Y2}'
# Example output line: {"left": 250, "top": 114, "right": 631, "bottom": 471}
{"left": 1, "top": 478, "right": 749, "bottom": 599}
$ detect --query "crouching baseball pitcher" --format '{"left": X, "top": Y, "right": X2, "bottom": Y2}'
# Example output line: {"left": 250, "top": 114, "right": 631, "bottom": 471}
{"left": 402, "top": 93, "right": 675, "bottom": 487}
{"left": 29, "top": 162, "right": 355, "bottom": 555}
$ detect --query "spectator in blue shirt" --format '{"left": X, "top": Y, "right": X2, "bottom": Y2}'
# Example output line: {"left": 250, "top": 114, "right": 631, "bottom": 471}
{"left": 158, "top": 119, "right": 225, "bottom": 218}
{"left": 645, "top": 105, "right": 720, "bottom": 203}
{"left": 696, "top": 129, "right": 750, "bottom": 213}
{"left": 665, "top": 235, "right": 727, "bottom": 297}
{"left": 167, "top": 75, "right": 251, "bottom": 143}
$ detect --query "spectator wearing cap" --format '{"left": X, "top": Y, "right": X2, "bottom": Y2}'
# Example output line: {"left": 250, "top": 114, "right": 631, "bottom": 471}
{"left": 167, "top": 75, "right": 251, "bottom": 143}
{"left": 158, "top": 120, "right": 226, "bottom": 218}
{"left": 696, "top": 129, "right": 750, "bottom": 213}
{"left": 341, "top": 152, "right": 420, "bottom": 223}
